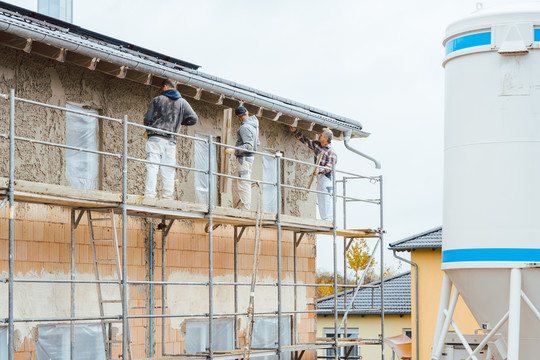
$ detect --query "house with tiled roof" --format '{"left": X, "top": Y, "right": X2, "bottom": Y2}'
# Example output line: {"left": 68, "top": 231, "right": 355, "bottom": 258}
{"left": 317, "top": 272, "right": 412, "bottom": 360}
{"left": 389, "top": 227, "right": 478, "bottom": 360}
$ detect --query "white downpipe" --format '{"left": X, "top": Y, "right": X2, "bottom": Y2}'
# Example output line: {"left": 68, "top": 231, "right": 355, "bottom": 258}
{"left": 431, "top": 273, "right": 452, "bottom": 356}
{"left": 431, "top": 288, "right": 459, "bottom": 360}
{"left": 508, "top": 268, "right": 522, "bottom": 360}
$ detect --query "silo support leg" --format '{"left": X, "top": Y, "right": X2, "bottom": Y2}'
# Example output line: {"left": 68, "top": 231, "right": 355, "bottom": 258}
{"left": 431, "top": 288, "right": 459, "bottom": 360}
{"left": 507, "top": 268, "right": 522, "bottom": 360}
{"left": 431, "top": 273, "right": 452, "bottom": 358}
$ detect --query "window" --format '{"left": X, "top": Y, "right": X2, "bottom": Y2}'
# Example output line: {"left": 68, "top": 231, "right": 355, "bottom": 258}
{"left": 194, "top": 133, "right": 218, "bottom": 204}
{"left": 262, "top": 152, "right": 278, "bottom": 213}
{"left": 36, "top": 324, "right": 105, "bottom": 360}
{"left": 323, "top": 328, "right": 360, "bottom": 358}
{"left": 403, "top": 328, "right": 412, "bottom": 339}
{"left": 185, "top": 318, "right": 234, "bottom": 353}
{"left": 251, "top": 316, "right": 291, "bottom": 360}
{"left": 65, "top": 103, "right": 99, "bottom": 189}
{"left": 0, "top": 326, "right": 6, "bottom": 360}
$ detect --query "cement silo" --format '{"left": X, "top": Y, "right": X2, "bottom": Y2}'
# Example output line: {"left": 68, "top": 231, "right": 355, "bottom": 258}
{"left": 432, "top": 4, "right": 540, "bottom": 360}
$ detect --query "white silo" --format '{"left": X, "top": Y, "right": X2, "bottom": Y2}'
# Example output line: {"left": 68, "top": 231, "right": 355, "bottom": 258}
{"left": 433, "top": 4, "right": 540, "bottom": 360}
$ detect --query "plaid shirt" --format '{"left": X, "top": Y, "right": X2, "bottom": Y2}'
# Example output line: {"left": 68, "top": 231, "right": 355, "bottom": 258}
{"left": 293, "top": 131, "right": 337, "bottom": 176}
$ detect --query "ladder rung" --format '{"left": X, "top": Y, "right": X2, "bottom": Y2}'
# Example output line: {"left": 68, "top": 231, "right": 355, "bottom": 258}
{"left": 93, "top": 239, "right": 114, "bottom": 243}
{"left": 90, "top": 217, "right": 113, "bottom": 222}
{"left": 96, "top": 259, "right": 117, "bottom": 264}
{"left": 106, "top": 339, "right": 123, "bottom": 344}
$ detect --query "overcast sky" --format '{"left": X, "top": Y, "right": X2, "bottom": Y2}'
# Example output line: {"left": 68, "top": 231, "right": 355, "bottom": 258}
{"left": 4, "top": 0, "right": 523, "bottom": 273}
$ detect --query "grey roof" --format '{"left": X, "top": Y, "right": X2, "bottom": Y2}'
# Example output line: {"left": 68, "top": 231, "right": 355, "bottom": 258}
{"left": 388, "top": 226, "right": 442, "bottom": 251}
{"left": 0, "top": 1, "right": 368, "bottom": 139}
{"left": 317, "top": 272, "right": 411, "bottom": 315}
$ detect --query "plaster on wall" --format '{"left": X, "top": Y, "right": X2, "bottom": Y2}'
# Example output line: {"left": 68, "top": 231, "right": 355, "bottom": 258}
{"left": 0, "top": 270, "right": 125, "bottom": 351}
{"left": 167, "top": 271, "right": 307, "bottom": 334}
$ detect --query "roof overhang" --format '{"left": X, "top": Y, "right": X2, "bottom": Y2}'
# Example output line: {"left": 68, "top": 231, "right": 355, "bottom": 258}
{"left": 0, "top": 1, "right": 369, "bottom": 140}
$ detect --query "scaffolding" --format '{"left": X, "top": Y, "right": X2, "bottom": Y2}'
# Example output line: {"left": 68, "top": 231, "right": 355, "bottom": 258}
{"left": 0, "top": 90, "right": 385, "bottom": 360}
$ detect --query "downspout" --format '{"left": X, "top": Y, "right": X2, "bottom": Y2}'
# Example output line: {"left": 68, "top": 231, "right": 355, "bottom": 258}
{"left": 343, "top": 130, "right": 381, "bottom": 169}
{"left": 393, "top": 250, "right": 419, "bottom": 360}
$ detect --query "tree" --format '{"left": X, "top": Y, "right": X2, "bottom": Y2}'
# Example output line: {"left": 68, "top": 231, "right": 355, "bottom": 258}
{"left": 315, "top": 271, "right": 349, "bottom": 298}
{"left": 346, "top": 239, "right": 401, "bottom": 284}
{"left": 346, "top": 239, "right": 375, "bottom": 284}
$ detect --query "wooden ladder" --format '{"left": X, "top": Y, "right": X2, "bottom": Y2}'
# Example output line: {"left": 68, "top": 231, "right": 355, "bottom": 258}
{"left": 88, "top": 209, "right": 132, "bottom": 360}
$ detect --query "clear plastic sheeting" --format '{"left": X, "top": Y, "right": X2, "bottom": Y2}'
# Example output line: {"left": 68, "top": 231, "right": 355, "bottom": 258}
{"left": 194, "top": 134, "right": 217, "bottom": 204}
{"left": 36, "top": 324, "right": 106, "bottom": 360}
{"left": 185, "top": 318, "right": 234, "bottom": 353}
{"left": 251, "top": 316, "right": 291, "bottom": 360}
{"left": 262, "top": 152, "right": 277, "bottom": 214}
{"left": 0, "top": 326, "right": 7, "bottom": 360}
{"left": 65, "top": 102, "right": 98, "bottom": 189}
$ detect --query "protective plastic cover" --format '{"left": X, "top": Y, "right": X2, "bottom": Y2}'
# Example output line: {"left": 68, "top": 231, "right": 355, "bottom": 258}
{"left": 262, "top": 153, "right": 277, "bottom": 213}
{"left": 251, "top": 316, "right": 291, "bottom": 360}
{"left": 194, "top": 134, "right": 217, "bottom": 204}
{"left": 36, "top": 324, "right": 106, "bottom": 360}
{"left": 185, "top": 318, "right": 234, "bottom": 353}
{"left": 65, "top": 103, "right": 99, "bottom": 189}
{"left": 0, "top": 326, "right": 6, "bottom": 360}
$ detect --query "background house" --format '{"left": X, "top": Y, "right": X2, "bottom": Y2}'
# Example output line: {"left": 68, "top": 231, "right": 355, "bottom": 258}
{"left": 389, "top": 227, "right": 479, "bottom": 360}
{"left": 317, "top": 272, "right": 412, "bottom": 360}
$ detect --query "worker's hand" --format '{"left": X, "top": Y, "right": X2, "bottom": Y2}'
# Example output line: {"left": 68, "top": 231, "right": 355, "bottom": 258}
{"left": 143, "top": 131, "right": 148, "bottom": 140}
{"left": 289, "top": 126, "right": 297, "bottom": 132}
{"left": 224, "top": 148, "right": 235, "bottom": 155}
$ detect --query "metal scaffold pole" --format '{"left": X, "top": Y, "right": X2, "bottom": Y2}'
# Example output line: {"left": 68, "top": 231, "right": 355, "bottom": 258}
{"left": 276, "top": 152, "right": 283, "bottom": 360}
{"left": 70, "top": 209, "right": 76, "bottom": 360}
{"left": 379, "top": 175, "right": 385, "bottom": 360}
{"left": 208, "top": 135, "right": 215, "bottom": 358}
{"left": 332, "top": 163, "right": 338, "bottom": 360}
{"left": 8, "top": 89, "right": 15, "bottom": 360}
{"left": 122, "top": 114, "right": 130, "bottom": 359}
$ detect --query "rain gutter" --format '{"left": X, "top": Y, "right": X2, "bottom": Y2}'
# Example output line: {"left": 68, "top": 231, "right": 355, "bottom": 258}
{"left": 0, "top": 11, "right": 366, "bottom": 137}
{"left": 343, "top": 130, "right": 381, "bottom": 168}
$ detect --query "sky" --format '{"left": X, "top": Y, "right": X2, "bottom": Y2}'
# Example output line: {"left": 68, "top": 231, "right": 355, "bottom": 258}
{"left": 3, "top": 0, "right": 524, "bottom": 274}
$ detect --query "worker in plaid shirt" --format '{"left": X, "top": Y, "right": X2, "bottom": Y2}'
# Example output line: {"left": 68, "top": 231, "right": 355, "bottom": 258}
{"left": 289, "top": 126, "right": 337, "bottom": 221}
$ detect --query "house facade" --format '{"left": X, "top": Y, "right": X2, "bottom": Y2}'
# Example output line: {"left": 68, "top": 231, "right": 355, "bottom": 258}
{"left": 317, "top": 272, "right": 412, "bottom": 360}
{"left": 389, "top": 227, "right": 479, "bottom": 360}
{"left": 0, "top": 3, "right": 379, "bottom": 360}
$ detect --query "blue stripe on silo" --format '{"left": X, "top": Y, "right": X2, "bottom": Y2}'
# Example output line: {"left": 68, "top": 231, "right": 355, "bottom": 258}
{"left": 535, "top": 28, "right": 540, "bottom": 41}
{"left": 445, "top": 32, "right": 491, "bottom": 55}
{"left": 443, "top": 248, "right": 540, "bottom": 263}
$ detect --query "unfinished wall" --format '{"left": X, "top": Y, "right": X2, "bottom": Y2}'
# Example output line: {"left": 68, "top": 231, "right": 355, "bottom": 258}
{"left": 0, "top": 42, "right": 326, "bottom": 359}
{"left": 0, "top": 45, "right": 317, "bottom": 218}
{"left": 0, "top": 203, "right": 317, "bottom": 358}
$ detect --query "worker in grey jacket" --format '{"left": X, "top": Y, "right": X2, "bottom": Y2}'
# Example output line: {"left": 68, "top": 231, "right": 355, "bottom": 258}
{"left": 144, "top": 79, "right": 198, "bottom": 199}
{"left": 225, "top": 106, "right": 260, "bottom": 210}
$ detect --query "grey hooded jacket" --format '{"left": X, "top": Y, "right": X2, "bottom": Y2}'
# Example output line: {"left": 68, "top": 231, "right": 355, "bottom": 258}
{"left": 144, "top": 93, "right": 198, "bottom": 144}
{"left": 235, "top": 115, "right": 260, "bottom": 158}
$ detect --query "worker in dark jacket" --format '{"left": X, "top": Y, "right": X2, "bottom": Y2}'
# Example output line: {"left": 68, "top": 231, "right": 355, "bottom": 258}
{"left": 225, "top": 106, "right": 260, "bottom": 210}
{"left": 144, "top": 79, "right": 198, "bottom": 199}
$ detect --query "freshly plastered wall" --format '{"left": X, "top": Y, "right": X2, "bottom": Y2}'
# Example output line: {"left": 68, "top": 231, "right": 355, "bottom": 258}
{"left": 0, "top": 44, "right": 317, "bottom": 218}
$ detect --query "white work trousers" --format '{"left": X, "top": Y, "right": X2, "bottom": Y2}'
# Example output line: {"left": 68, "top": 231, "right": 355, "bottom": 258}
{"left": 317, "top": 173, "right": 333, "bottom": 221}
{"left": 236, "top": 157, "right": 253, "bottom": 211}
{"left": 145, "top": 137, "right": 176, "bottom": 199}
